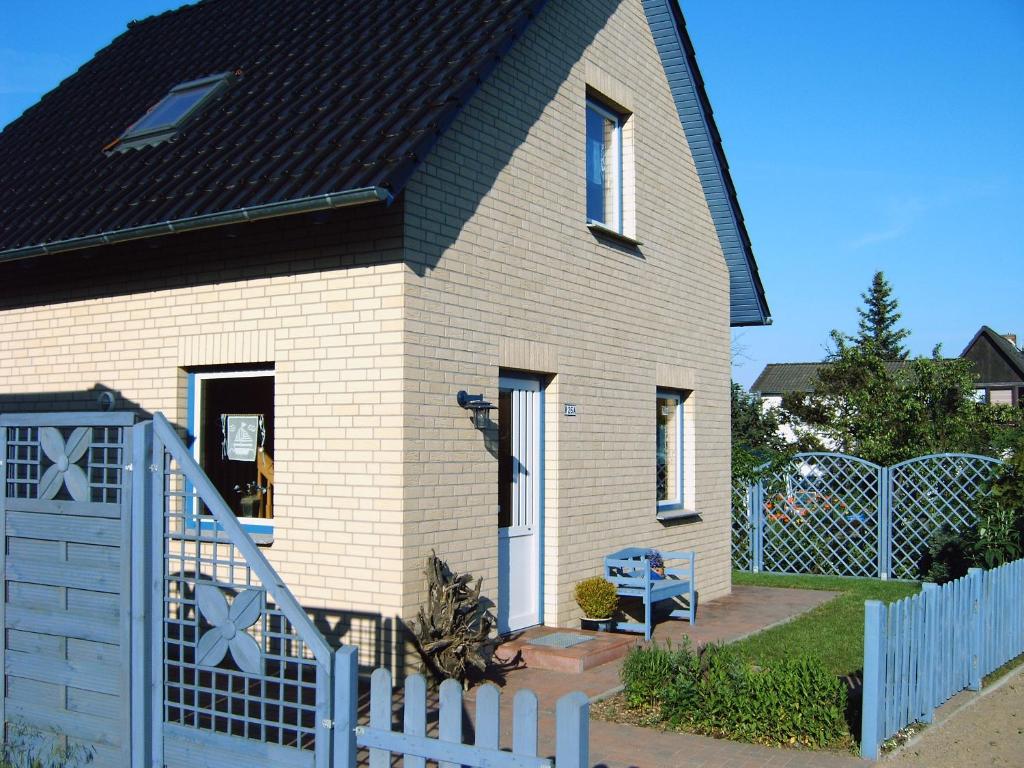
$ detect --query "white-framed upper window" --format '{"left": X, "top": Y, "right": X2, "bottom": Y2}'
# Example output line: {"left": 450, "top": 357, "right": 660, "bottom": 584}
{"left": 586, "top": 97, "right": 623, "bottom": 233}
{"left": 656, "top": 390, "right": 684, "bottom": 511}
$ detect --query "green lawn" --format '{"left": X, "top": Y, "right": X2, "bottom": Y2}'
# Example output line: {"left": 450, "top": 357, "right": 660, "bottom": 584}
{"left": 730, "top": 572, "right": 920, "bottom": 677}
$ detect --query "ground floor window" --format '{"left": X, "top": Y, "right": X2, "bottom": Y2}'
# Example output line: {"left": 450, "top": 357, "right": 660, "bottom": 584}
{"left": 656, "top": 390, "right": 684, "bottom": 511}
{"left": 188, "top": 367, "right": 274, "bottom": 538}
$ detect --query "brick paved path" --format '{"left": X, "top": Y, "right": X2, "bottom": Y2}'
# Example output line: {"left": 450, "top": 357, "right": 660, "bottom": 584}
{"left": 461, "top": 585, "right": 869, "bottom": 767}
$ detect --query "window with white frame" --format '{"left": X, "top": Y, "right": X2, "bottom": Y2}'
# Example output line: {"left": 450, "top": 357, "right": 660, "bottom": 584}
{"left": 188, "top": 366, "right": 275, "bottom": 541}
{"left": 656, "top": 390, "right": 684, "bottom": 510}
{"left": 586, "top": 97, "right": 623, "bottom": 233}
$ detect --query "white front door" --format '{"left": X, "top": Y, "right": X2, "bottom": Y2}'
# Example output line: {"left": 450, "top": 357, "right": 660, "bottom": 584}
{"left": 497, "top": 373, "right": 543, "bottom": 634}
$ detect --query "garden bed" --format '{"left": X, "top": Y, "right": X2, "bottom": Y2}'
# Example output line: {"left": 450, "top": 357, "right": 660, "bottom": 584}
{"left": 593, "top": 572, "right": 921, "bottom": 752}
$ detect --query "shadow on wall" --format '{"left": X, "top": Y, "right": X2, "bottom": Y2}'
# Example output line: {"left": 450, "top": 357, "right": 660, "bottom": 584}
{"left": 403, "top": 0, "right": 634, "bottom": 278}
{"left": 0, "top": 383, "right": 157, "bottom": 422}
{"left": 0, "top": 199, "right": 406, "bottom": 312}
{"left": 311, "top": 609, "right": 408, "bottom": 676}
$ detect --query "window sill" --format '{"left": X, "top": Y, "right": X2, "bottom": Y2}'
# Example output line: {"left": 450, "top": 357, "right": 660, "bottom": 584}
{"left": 587, "top": 221, "right": 641, "bottom": 247}
{"left": 656, "top": 506, "right": 701, "bottom": 523}
{"left": 195, "top": 517, "right": 275, "bottom": 546}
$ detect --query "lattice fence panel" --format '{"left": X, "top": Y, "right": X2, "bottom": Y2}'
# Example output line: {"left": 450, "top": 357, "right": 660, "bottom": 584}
{"left": 731, "top": 479, "right": 752, "bottom": 571}
{"left": 890, "top": 454, "right": 1001, "bottom": 579}
{"left": 158, "top": 448, "right": 322, "bottom": 752}
{"left": 759, "top": 453, "right": 881, "bottom": 577}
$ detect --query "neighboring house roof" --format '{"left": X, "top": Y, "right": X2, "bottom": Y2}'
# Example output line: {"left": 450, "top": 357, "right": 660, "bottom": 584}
{"left": 751, "top": 360, "right": 908, "bottom": 395}
{"left": 0, "top": 0, "right": 769, "bottom": 327}
{"left": 960, "top": 326, "right": 1024, "bottom": 384}
{"left": 642, "top": 0, "right": 770, "bottom": 327}
{"left": 751, "top": 363, "right": 826, "bottom": 395}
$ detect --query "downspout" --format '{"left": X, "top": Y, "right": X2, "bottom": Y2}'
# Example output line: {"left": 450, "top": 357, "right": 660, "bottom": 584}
{"left": 0, "top": 186, "right": 393, "bottom": 264}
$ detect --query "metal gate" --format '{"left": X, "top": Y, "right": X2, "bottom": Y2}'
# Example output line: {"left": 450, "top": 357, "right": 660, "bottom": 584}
{"left": 733, "top": 452, "right": 1002, "bottom": 579}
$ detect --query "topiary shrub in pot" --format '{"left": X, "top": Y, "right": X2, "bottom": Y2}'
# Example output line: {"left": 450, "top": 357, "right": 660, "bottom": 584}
{"left": 574, "top": 576, "right": 618, "bottom": 631}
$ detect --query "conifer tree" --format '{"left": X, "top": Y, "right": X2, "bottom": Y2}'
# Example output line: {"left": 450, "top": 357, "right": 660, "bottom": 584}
{"left": 854, "top": 271, "right": 909, "bottom": 360}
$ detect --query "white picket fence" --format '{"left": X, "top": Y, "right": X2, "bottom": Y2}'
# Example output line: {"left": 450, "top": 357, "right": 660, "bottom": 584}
{"left": 861, "top": 559, "right": 1024, "bottom": 758}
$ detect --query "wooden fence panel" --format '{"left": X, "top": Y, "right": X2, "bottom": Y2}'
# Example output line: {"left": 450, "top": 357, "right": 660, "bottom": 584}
{"left": 0, "top": 414, "right": 135, "bottom": 768}
{"left": 862, "top": 559, "right": 1024, "bottom": 759}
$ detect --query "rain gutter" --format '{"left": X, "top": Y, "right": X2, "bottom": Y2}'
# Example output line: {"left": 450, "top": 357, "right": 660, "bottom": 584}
{"left": 0, "top": 186, "right": 393, "bottom": 263}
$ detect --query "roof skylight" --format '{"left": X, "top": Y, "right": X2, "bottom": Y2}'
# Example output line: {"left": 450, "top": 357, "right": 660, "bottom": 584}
{"left": 112, "top": 72, "right": 232, "bottom": 150}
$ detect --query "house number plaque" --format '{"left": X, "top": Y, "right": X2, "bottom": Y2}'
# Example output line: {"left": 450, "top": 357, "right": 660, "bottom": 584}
{"left": 564, "top": 404, "right": 578, "bottom": 417}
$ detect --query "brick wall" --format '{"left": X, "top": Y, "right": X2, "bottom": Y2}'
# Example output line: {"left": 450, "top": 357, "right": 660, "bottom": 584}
{"left": 0, "top": 206, "right": 408, "bottom": 667}
{"left": 0, "top": 0, "right": 736, "bottom": 668}
{"left": 400, "top": 0, "right": 733, "bottom": 629}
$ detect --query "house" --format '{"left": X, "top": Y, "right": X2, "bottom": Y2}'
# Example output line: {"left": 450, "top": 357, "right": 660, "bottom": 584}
{"left": 0, "top": 0, "right": 769, "bottom": 664}
{"left": 961, "top": 326, "right": 1024, "bottom": 406}
{"left": 749, "top": 363, "right": 827, "bottom": 444}
{"left": 751, "top": 361, "right": 913, "bottom": 447}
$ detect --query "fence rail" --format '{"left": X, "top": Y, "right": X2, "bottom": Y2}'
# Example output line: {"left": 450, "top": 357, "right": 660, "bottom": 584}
{"left": 732, "top": 452, "right": 1001, "bottom": 580}
{"left": 861, "top": 558, "right": 1024, "bottom": 758}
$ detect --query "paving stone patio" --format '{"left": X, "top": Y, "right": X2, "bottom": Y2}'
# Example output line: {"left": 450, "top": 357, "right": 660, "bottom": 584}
{"left": 462, "top": 584, "right": 869, "bottom": 767}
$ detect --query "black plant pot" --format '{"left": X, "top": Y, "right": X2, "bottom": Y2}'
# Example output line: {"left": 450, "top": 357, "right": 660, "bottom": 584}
{"left": 580, "top": 617, "right": 614, "bottom": 632}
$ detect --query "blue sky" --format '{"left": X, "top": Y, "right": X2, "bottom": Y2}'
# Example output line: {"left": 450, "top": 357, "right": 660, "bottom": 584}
{"left": 2, "top": 1, "right": 1022, "bottom": 387}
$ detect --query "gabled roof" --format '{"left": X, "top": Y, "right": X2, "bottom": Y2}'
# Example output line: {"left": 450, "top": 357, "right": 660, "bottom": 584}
{"left": 751, "top": 360, "right": 908, "bottom": 395}
{"left": 642, "top": 0, "right": 770, "bottom": 327}
{"left": 960, "top": 326, "right": 1024, "bottom": 381}
{"left": 751, "top": 363, "right": 826, "bottom": 395}
{"left": 0, "top": 0, "right": 546, "bottom": 257}
{"left": 0, "top": 0, "right": 769, "bottom": 328}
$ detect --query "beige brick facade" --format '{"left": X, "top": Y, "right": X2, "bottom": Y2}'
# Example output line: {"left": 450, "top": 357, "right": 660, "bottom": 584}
{"left": 0, "top": 0, "right": 733, "bottom": 665}
{"left": 400, "top": 0, "right": 732, "bottom": 630}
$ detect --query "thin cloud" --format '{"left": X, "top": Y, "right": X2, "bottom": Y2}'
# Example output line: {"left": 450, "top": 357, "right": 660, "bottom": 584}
{"left": 846, "top": 196, "right": 928, "bottom": 251}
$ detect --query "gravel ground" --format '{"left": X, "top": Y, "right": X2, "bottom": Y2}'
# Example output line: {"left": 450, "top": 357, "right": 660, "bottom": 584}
{"left": 887, "top": 671, "right": 1024, "bottom": 767}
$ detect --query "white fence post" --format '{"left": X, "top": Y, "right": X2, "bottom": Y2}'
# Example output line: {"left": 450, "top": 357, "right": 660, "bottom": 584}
{"left": 332, "top": 646, "right": 359, "bottom": 768}
{"left": 860, "top": 600, "right": 886, "bottom": 760}
{"left": 967, "top": 567, "right": 984, "bottom": 691}
{"left": 920, "top": 582, "right": 939, "bottom": 723}
{"left": 555, "top": 691, "right": 590, "bottom": 768}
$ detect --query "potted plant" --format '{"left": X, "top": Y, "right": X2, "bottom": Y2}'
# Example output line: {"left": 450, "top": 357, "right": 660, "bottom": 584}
{"left": 646, "top": 549, "right": 665, "bottom": 579}
{"left": 234, "top": 481, "right": 264, "bottom": 517}
{"left": 574, "top": 576, "right": 618, "bottom": 631}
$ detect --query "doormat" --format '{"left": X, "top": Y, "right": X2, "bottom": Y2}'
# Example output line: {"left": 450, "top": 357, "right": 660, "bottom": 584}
{"left": 526, "top": 632, "right": 595, "bottom": 649}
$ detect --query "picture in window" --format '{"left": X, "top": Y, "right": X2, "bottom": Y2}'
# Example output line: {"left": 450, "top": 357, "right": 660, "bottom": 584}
{"left": 656, "top": 392, "right": 682, "bottom": 508}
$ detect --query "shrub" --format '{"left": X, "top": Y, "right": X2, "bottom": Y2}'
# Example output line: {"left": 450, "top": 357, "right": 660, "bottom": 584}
{"left": 574, "top": 577, "right": 618, "bottom": 619}
{"left": 621, "top": 643, "right": 851, "bottom": 749}
{"left": 921, "top": 439, "right": 1024, "bottom": 582}
{"left": 1, "top": 722, "right": 93, "bottom": 768}
{"left": 920, "top": 523, "right": 978, "bottom": 583}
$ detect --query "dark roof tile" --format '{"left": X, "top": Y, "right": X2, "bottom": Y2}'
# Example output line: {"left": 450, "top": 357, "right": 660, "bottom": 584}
{"left": 0, "top": 0, "right": 545, "bottom": 254}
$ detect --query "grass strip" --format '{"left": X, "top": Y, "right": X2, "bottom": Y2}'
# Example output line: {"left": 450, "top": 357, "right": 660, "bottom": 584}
{"left": 731, "top": 571, "right": 920, "bottom": 676}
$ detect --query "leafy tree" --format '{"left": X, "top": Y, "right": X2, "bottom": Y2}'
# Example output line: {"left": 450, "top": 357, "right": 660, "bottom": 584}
{"left": 731, "top": 382, "right": 785, "bottom": 454}
{"left": 851, "top": 271, "right": 910, "bottom": 360}
{"left": 782, "top": 334, "right": 1024, "bottom": 466}
{"left": 731, "top": 382, "right": 791, "bottom": 487}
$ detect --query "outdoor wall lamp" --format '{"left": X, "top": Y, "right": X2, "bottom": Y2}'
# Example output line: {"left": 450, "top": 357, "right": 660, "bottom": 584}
{"left": 457, "top": 390, "right": 496, "bottom": 429}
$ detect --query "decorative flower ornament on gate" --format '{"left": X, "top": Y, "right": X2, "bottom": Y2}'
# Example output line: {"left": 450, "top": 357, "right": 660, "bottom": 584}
{"left": 38, "top": 427, "right": 91, "bottom": 501}
{"left": 195, "top": 584, "right": 264, "bottom": 674}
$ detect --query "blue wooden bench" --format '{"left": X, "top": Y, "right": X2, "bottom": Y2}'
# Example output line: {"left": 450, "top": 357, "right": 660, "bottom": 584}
{"left": 603, "top": 548, "right": 696, "bottom": 640}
